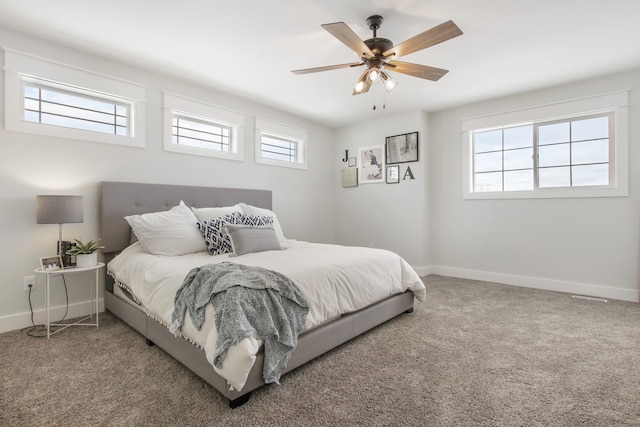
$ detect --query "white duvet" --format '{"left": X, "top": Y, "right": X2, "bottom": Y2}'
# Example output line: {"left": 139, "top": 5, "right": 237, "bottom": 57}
{"left": 107, "top": 239, "right": 425, "bottom": 391}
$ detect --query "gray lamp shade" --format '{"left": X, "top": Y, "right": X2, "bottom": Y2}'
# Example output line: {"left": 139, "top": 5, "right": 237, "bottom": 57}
{"left": 36, "top": 195, "right": 84, "bottom": 224}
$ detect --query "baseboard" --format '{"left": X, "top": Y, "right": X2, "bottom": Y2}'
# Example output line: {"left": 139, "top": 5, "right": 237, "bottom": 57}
{"left": 4, "top": 267, "right": 634, "bottom": 332}
{"left": 0, "top": 298, "right": 105, "bottom": 334}
{"left": 411, "top": 265, "right": 433, "bottom": 277}
{"left": 428, "top": 265, "right": 638, "bottom": 303}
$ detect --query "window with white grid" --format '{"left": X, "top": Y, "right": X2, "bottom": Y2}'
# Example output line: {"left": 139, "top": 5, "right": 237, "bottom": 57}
{"left": 462, "top": 92, "right": 628, "bottom": 199}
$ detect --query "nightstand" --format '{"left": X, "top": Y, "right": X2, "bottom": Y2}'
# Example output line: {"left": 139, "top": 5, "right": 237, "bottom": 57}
{"left": 34, "top": 262, "right": 105, "bottom": 339}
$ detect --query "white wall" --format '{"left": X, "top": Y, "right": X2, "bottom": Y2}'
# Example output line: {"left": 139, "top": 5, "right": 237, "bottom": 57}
{"left": 334, "top": 110, "right": 429, "bottom": 271}
{"left": 428, "top": 69, "right": 640, "bottom": 302}
{"left": 0, "top": 26, "right": 336, "bottom": 332}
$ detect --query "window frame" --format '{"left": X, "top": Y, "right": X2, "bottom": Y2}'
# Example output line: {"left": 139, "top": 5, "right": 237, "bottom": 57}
{"left": 171, "top": 114, "right": 232, "bottom": 153}
{"left": 254, "top": 117, "right": 307, "bottom": 170}
{"left": 23, "top": 79, "right": 132, "bottom": 137}
{"left": 4, "top": 49, "right": 146, "bottom": 147}
{"left": 462, "top": 91, "right": 629, "bottom": 200}
{"left": 162, "top": 92, "right": 245, "bottom": 161}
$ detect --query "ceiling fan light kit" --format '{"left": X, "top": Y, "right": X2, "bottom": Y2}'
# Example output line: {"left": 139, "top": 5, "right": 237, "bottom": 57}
{"left": 292, "top": 14, "right": 462, "bottom": 99}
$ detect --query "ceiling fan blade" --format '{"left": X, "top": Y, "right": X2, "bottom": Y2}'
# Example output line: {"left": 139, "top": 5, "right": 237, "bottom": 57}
{"left": 383, "top": 20, "right": 463, "bottom": 58}
{"left": 291, "top": 62, "right": 363, "bottom": 75}
{"left": 322, "top": 22, "right": 375, "bottom": 59}
{"left": 386, "top": 61, "right": 449, "bottom": 81}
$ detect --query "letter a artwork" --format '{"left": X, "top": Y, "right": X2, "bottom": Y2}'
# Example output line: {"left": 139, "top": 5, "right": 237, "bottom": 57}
{"left": 403, "top": 166, "right": 415, "bottom": 180}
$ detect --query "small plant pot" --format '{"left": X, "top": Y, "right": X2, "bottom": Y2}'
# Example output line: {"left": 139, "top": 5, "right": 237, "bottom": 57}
{"left": 76, "top": 252, "right": 98, "bottom": 268}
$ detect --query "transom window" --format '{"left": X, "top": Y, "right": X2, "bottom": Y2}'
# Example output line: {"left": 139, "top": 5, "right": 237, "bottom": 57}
{"left": 473, "top": 113, "right": 612, "bottom": 192}
{"left": 4, "top": 49, "right": 146, "bottom": 147}
{"left": 254, "top": 117, "right": 307, "bottom": 170}
{"left": 23, "top": 81, "right": 130, "bottom": 136}
{"left": 260, "top": 133, "right": 298, "bottom": 163}
{"left": 172, "top": 114, "right": 231, "bottom": 152}
{"left": 162, "top": 92, "right": 245, "bottom": 161}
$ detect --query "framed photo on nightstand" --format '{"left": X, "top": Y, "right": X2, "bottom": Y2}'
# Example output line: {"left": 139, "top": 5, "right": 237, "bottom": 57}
{"left": 40, "top": 255, "right": 63, "bottom": 271}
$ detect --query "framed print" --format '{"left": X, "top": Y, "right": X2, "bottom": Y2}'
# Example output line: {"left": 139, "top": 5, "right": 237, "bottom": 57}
{"left": 358, "top": 145, "right": 385, "bottom": 184}
{"left": 341, "top": 168, "right": 358, "bottom": 188}
{"left": 347, "top": 157, "right": 357, "bottom": 167}
{"left": 386, "top": 165, "right": 400, "bottom": 184}
{"left": 40, "top": 255, "right": 63, "bottom": 271}
{"left": 386, "top": 131, "right": 418, "bottom": 164}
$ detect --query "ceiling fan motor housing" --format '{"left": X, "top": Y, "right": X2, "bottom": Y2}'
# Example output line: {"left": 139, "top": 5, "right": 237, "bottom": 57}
{"left": 363, "top": 37, "right": 393, "bottom": 58}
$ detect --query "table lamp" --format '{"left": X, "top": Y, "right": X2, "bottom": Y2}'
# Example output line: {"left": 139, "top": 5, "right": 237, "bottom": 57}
{"left": 36, "top": 195, "right": 84, "bottom": 259}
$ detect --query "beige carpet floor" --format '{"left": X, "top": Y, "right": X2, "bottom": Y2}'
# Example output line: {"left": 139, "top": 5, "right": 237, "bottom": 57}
{"left": 1, "top": 275, "right": 639, "bottom": 426}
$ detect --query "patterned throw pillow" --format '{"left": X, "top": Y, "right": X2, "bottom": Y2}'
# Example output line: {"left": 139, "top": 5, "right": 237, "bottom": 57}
{"left": 242, "top": 214, "right": 274, "bottom": 227}
{"left": 197, "top": 212, "right": 273, "bottom": 255}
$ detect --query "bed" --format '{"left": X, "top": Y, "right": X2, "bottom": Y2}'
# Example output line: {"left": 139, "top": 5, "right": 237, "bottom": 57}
{"left": 100, "top": 181, "right": 425, "bottom": 407}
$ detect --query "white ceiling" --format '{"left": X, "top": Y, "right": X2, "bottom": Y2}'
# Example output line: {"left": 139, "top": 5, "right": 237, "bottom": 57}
{"left": 1, "top": 0, "right": 639, "bottom": 128}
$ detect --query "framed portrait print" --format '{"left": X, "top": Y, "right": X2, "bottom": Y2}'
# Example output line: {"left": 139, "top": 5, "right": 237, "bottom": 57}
{"left": 386, "top": 165, "right": 400, "bottom": 184}
{"left": 40, "top": 255, "right": 63, "bottom": 271}
{"left": 358, "top": 145, "right": 385, "bottom": 184}
{"left": 385, "top": 132, "right": 418, "bottom": 164}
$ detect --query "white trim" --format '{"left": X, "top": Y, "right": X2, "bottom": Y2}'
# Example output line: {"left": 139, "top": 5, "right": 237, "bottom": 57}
{"left": 162, "top": 92, "right": 245, "bottom": 161}
{"left": 428, "top": 265, "right": 638, "bottom": 303}
{"left": 3, "top": 49, "right": 146, "bottom": 147}
{"left": 410, "top": 265, "right": 432, "bottom": 277}
{"left": 254, "top": 116, "right": 308, "bottom": 170}
{"left": 0, "top": 298, "right": 104, "bottom": 334}
{"left": 461, "top": 90, "right": 629, "bottom": 131}
{"left": 462, "top": 91, "right": 629, "bottom": 200}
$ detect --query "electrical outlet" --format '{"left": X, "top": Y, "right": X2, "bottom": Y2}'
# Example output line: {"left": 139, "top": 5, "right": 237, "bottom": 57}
{"left": 23, "top": 276, "right": 36, "bottom": 292}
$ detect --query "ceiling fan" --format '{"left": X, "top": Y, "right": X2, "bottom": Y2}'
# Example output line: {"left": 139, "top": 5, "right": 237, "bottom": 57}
{"left": 292, "top": 15, "right": 463, "bottom": 95}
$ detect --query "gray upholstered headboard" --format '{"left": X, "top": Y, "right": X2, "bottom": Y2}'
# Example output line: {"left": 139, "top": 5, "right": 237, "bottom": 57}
{"left": 100, "top": 181, "right": 272, "bottom": 255}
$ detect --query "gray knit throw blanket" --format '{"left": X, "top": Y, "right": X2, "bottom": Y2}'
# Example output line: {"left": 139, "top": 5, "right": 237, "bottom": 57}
{"left": 170, "top": 262, "right": 309, "bottom": 385}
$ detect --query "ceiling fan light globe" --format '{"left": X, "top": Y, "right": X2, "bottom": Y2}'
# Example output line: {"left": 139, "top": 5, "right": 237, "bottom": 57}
{"left": 369, "top": 69, "right": 379, "bottom": 82}
{"left": 384, "top": 78, "right": 398, "bottom": 92}
{"left": 380, "top": 70, "right": 398, "bottom": 93}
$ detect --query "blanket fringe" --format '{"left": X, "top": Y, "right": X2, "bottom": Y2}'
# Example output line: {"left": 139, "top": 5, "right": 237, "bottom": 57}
{"left": 107, "top": 272, "right": 205, "bottom": 351}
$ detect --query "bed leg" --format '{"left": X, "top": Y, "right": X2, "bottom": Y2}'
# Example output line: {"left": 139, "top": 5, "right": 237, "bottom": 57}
{"left": 145, "top": 338, "right": 155, "bottom": 347}
{"left": 229, "top": 392, "right": 252, "bottom": 408}
{"left": 405, "top": 307, "right": 414, "bottom": 314}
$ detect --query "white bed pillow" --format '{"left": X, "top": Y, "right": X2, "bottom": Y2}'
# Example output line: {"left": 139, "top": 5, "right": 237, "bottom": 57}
{"left": 224, "top": 224, "right": 282, "bottom": 256}
{"left": 238, "top": 203, "right": 286, "bottom": 243}
{"left": 191, "top": 204, "right": 243, "bottom": 222}
{"left": 125, "top": 201, "right": 206, "bottom": 256}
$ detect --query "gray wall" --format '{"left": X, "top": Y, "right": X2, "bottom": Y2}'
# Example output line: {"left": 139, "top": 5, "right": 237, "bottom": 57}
{"left": 428, "top": 69, "right": 640, "bottom": 302}
{"left": 2, "top": 24, "right": 639, "bottom": 333}
{"left": 0, "top": 26, "right": 336, "bottom": 332}
{"left": 334, "top": 110, "right": 429, "bottom": 271}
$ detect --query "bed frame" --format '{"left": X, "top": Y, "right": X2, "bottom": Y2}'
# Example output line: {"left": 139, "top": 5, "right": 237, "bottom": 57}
{"left": 100, "top": 181, "right": 416, "bottom": 407}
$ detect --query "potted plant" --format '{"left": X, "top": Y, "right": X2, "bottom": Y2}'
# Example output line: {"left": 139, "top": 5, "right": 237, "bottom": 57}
{"left": 66, "top": 238, "right": 104, "bottom": 268}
